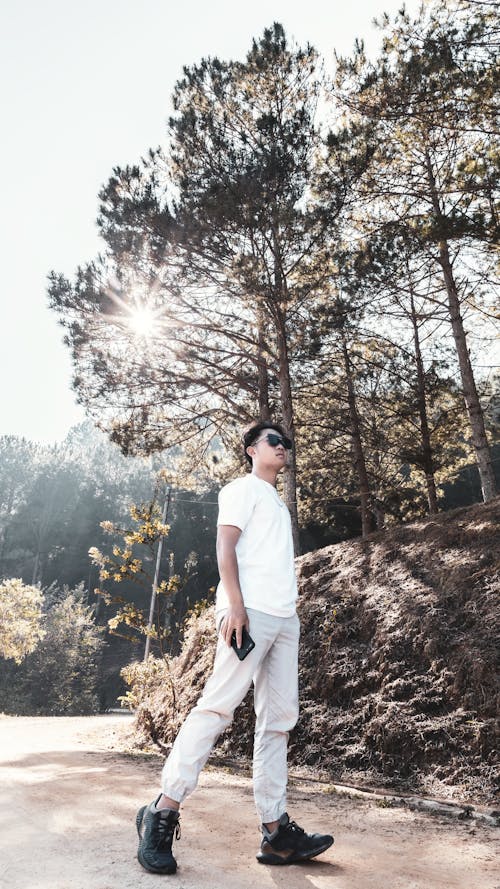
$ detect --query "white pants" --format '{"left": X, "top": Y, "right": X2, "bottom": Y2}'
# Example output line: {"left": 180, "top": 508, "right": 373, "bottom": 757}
{"left": 161, "top": 608, "right": 300, "bottom": 823}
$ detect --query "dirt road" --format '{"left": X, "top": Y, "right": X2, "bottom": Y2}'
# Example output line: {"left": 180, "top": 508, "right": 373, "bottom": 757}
{"left": 0, "top": 714, "right": 498, "bottom": 889}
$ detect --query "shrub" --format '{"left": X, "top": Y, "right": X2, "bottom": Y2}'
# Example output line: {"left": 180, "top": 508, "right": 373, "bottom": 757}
{"left": 0, "top": 578, "right": 45, "bottom": 663}
{"left": 0, "top": 586, "right": 105, "bottom": 715}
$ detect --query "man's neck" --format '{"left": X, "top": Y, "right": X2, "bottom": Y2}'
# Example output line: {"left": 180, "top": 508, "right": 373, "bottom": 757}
{"left": 252, "top": 467, "right": 279, "bottom": 487}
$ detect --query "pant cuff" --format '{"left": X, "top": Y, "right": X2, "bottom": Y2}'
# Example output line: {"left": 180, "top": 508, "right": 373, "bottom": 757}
{"left": 258, "top": 803, "right": 286, "bottom": 823}
{"left": 161, "top": 782, "right": 186, "bottom": 804}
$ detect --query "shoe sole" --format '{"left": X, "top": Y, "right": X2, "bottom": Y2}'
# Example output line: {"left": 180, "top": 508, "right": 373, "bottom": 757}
{"left": 136, "top": 805, "right": 177, "bottom": 875}
{"left": 256, "top": 838, "right": 334, "bottom": 866}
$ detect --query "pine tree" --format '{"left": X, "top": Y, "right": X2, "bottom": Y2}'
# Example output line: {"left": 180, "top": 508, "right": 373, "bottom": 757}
{"left": 333, "top": 0, "right": 498, "bottom": 501}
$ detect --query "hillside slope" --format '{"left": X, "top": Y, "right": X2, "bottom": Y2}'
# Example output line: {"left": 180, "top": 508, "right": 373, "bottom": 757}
{"left": 129, "top": 497, "right": 500, "bottom": 803}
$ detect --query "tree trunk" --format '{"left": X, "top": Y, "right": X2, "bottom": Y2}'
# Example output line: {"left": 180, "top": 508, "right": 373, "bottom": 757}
{"left": 341, "top": 332, "right": 374, "bottom": 537}
{"left": 409, "top": 291, "right": 439, "bottom": 514}
{"left": 0, "top": 528, "right": 6, "bottom": 572}
{"left": 276, "top": 312, "right": 301, "bottom": 555}
{"left": 369, "top": 420, "right": 386, "bottom": 530}
{"left": 257, "top": 311, "right": 271, "bottom": 420}
{"left": 272, "top": 229, "right": 300, "bottom": 554}
{"left": 437, "top": 240, "right": 496, "bottom": 501}
{"left": 32, "top": 550, "right": 41, "bottom": 586}
{"left": 424, "top": 149, "right": 496, "bottom": 502}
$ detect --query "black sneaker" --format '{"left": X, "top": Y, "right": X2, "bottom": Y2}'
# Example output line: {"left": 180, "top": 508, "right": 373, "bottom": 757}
{"left": 136, "top": 797, "right": 181, "bottom": 874}
{"left": 257, "top": 812, "right": 333, "bottom": 865}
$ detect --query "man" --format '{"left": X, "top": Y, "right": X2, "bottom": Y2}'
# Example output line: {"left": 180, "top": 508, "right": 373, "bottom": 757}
{"left": 136, "top": 421, "right": 333, "bottom": 874}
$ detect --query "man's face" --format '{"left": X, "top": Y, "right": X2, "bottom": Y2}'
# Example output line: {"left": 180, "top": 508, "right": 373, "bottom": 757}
{"left": 247, "top": 429, "right": 292, "bottom": 472}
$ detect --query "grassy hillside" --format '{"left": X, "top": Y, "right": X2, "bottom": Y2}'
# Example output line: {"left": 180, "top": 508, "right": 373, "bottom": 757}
{"left": 128, "top": 497, "right": 499, "bottom": 803}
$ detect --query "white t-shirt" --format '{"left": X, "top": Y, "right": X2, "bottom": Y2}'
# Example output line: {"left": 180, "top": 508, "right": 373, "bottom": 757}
{"left": 215, "top": 473, "right": 298, "bottom": 618}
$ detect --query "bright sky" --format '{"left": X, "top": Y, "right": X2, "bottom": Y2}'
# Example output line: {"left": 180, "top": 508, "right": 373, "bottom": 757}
{"left": 1, "top": 0, "right": 426, "bottom": 445}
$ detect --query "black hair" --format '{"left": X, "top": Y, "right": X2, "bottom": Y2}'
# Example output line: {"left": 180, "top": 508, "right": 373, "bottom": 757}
{"left": 243, "top": 420, "right": 288, "bottom": 467}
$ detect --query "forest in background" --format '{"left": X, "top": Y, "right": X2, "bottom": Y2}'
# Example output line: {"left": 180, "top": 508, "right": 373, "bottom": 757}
{"left": 0, "top": 421, "right": 219, "bottom": 709}
{"left": 1, "top": 0, "right": 498, "bottom": 716}
{"left": 0, "top": 418, "right": 498, "bottom": 712}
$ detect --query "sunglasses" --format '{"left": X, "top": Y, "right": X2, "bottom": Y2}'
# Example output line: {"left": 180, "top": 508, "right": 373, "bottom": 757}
{"left": 256, "top": 432, "right": 293, "bottom": 450}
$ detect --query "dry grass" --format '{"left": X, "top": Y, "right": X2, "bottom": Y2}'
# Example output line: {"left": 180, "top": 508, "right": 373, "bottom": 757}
{"left": 128, "top": 497, "right": 500, "bottom": 804}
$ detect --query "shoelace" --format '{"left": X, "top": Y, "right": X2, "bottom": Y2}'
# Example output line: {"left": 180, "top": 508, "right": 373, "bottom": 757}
{"left": 155, "top": 816, "right": 181, "bottom": 848}
{"left": 284, "top": 820, "right": 305, "bottom": 836}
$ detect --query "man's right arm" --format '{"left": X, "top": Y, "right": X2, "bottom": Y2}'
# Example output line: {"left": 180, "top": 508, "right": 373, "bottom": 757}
{"left": 216, "top": 524, "right": 249, "bottom": 648}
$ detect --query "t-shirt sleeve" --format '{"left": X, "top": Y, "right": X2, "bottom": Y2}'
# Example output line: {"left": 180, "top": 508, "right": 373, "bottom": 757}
{"left": 217, "top": 480, "right": 256, "bottom": 532}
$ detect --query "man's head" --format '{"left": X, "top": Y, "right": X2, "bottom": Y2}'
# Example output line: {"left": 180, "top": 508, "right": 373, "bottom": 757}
{"left": 243, "top": 421, "right": 293, "bottom": 469}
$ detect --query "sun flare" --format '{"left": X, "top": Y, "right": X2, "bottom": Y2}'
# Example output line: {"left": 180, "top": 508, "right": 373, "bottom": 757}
{"left": 128, "top": 306, "right": 156, "bottom": 337}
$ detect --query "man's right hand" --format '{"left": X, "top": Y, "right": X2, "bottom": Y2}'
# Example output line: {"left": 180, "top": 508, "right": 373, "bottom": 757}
{"left": 220, "top": 604, "right": 249, "bottom": 648}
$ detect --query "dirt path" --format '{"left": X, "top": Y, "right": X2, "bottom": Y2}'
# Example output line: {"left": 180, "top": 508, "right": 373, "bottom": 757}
{"left": 0, "top": 715, "right": 498, "bottom": 889}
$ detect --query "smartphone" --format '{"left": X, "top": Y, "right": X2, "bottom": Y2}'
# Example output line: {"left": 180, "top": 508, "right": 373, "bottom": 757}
{"left": 231, "top": 626, "right": 255, "bottom": 661}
